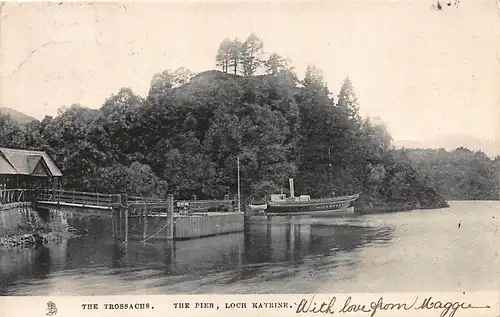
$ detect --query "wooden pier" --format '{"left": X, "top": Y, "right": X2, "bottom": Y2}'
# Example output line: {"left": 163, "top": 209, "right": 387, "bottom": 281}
{"left": 0, "top": 188, "right": 245, "bottom": 243}
{"left": 174, "top": 212, "right": 244, "bottom": 239}
{"left": 0, "top": 147, "right": 245, "bottom": 243}
{"left": 112, "top": 194, "right": 244, "bottom": 242}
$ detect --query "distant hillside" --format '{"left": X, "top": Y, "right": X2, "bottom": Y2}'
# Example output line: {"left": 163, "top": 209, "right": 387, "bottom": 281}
{"left": 395, "top": 147, "right": 500, "bottom": 200}
{"left": 394, "top": 135, "right": 500, "bottom": 158}
{"left": 0, "top": 107, "right": 37, "bottom": 124}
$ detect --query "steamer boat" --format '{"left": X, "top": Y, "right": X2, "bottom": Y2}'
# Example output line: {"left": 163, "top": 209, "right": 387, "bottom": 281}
{"left": 265, "top": 178, "right": 359, "bottom": 216}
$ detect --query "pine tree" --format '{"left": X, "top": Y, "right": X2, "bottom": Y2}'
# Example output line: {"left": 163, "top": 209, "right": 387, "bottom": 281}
{"left": 241, "top": 33, "right": 264, "bottom": 76}
{"left": 215, "top": 38, "right": 232, "bottom": 73}
{"left": 264, "top": 53, "right": 292, "bottom": 75}
{"left": 228, "top": 39, "right": 243, "bottom": 75}
{"left": 337, "top": 77, "right": 361, "bottom": 126}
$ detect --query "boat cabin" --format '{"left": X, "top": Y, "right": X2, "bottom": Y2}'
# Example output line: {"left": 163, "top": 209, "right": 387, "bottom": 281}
{"left": 270, "top": 193, "right": 311, "bottom": 203}
{"left": 299, "top": 195, "right": 310, "bottom": 202}
{"left": 270, "top": 194, "right": 287, "bottom": 202}
{"left": 269, "top": 179, "right": 311, "bottom": 203}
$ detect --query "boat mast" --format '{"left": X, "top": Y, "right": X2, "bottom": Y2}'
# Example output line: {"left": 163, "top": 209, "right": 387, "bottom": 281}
{"left": 237, "top": 156, "right": 241, "bottom": 213}
{"left": 328, "top": 147, "right": 332, "bottom": 196}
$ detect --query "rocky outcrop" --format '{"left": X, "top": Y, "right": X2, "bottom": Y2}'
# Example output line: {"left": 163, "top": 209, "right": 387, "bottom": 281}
{"left": 0, "top": 203, "right": 79, "bottom": 248}
{"left": 0, "top": 231, "right": 81, "bottom": 248}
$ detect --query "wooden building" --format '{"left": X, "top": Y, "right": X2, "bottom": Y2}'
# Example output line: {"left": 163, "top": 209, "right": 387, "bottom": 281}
{"left": 0, "top": 148, "right": 63, "bottom": 190}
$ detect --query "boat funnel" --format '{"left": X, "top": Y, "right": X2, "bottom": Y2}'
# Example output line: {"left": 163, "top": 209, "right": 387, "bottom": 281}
{"left": 289, "top": 178, "right": 295, "bottom": 198}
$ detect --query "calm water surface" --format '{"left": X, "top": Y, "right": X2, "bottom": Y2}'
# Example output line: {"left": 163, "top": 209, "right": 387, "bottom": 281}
{"left": 1, "top": 201, "right": 499, "bottom": 295}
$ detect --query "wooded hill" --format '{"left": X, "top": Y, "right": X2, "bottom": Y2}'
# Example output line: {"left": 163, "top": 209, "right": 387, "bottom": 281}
{"left": 0, "top": 34, "right": 451, "bottom": 211}
{"left": 0, "top": 70, "right": 449, "bottom": 211}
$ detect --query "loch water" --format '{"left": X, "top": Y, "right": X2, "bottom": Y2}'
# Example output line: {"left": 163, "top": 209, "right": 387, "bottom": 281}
{"left": 1, "top": 201, "right": 499, "bottom": 295}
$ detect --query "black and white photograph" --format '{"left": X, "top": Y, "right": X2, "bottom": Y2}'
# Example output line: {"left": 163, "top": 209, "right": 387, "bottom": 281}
{"left": 0, "top": 0, "right": 499, "bottom": 305}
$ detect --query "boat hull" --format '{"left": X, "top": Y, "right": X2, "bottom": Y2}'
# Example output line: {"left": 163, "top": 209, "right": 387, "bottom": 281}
{"left": 265, "top": 206, "right": 354, "bottom": 217}
{"left": 265, "top": 194, "right": 359, "bottom": 217}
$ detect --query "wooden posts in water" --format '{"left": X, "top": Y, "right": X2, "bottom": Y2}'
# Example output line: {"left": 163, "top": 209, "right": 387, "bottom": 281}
{"left": 142, "top": 204, "right": 147, "bottom": 242}
{"left": 131, "top": 194, "right": 174, "bottom": 241}
{"left": 112, "top": 193, "right": 119, "bottom": 241}
{"left": 113, "top": 193, "right": 244, "bottom": 242}
{"left": 111, "top": 194, "right": 128, "bottom": 242}
{"left": 113, "top": 195, "right": 119, "bottom": 241}
{"left": 164, "top": 200, "right": 175, "bottom": 262}
{"left": 237, "top": 156, "right": 241, "bottom": 213}
{"left": 166, "top": 194, "right": 174, "bottom": 240}
{"left": 111, "top": 208, "right": 116, "bottom": 240}
{"left": 243, "top": 213, "right": 250, "bottom": 234}
{"left": 122, "top": 194, "right": 128, "bottom": 243}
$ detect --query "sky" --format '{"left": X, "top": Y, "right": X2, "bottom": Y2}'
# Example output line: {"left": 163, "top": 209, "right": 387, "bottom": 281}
{"left": 1, "top": 0, "right": 499, "bottom": 152}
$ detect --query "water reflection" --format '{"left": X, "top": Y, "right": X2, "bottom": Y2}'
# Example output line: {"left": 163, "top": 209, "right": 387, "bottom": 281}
{"left": 0, "top": 214, "right": 394, "bottom": 294}
{"left": 0, "top": 240, "right": 69, "bottom": 294}
{"left": 2, "top": 201, "right": 498, "bottom": 294}
{"left": 66, "top": 212, "right": 112, "bottom": 238}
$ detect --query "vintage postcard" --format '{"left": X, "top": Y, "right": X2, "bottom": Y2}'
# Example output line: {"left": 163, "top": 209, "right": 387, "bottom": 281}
{"left": 0, "top": 0, "right": 499, "bottom": 316}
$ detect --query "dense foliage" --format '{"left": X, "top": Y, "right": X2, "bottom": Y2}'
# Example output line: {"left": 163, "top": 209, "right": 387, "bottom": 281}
{"left": 0, "top": 35, "right": 451, "bottom": 210}
{"left": 396, "top": 147, "right": 500, "bottom": 200}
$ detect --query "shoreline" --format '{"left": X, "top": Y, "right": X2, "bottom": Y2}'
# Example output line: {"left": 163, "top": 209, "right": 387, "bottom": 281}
{"left": 355, "top": 203, "right": 450, "bottom": 215}
{"left": 0, "top": 231, "right": 81, "bottom": 249}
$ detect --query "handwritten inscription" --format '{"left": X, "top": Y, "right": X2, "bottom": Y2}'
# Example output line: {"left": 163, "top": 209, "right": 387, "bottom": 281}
{"left": 296, "top": 295, "right": 337, "bottom": 314}
{"left": 295, "top": 295, "right": 491, "bottom": 317}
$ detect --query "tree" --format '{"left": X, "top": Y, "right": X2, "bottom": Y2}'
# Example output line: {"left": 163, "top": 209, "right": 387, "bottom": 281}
{"left": 91, "top": 162, "right": 167, "bottom": 198}
{"left": 39, "top": 104, "right": 108, "bottom": 190}
{"left": 296, "top": 64, "right": 345, "bottom": 197}
{"left": 216, "top": 38, "right": 232, "bottom": 73}
{"left": 264, "top": 53, "right": 293, "bottom": 75}
{"left": 0, "top": 114, "right": 26, "bottom": 149}
{"left": 228, "top": 39, "right": 243, "bottom": 75}
{"left": 100, "top": 87, "right": 144, "bottom": 163}
{"left": 337, "top": 77, "right": 361, "bottom": 126}
{"left": 241, "top": 33, "right": 264, "bottom": 76}
{"left": 400, "top": 147, "right": 500, "bottom": 200}
{"left": 359, "top": 117, "right": 393, "bottom": 163}
{"left": 303, "top": 64, "right": 328, "bottom": 92}
{"left": 148, "top": 67, "right": 194, "bottom": 102}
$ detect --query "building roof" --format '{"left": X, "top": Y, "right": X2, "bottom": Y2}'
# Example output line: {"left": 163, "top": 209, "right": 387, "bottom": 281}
{"left": 0, "top": 148, "right": 63, "bottom": 177}
{"left": 0, "top": 155, "right": 18, "bottom": 174}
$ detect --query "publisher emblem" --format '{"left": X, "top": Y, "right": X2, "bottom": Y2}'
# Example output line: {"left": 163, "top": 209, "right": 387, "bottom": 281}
{"left": 46, "top": 301, "right": 58, "bottom": 316}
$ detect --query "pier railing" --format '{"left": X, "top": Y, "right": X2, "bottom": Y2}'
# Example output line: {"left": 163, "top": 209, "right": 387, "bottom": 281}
{"left": 0, "top": 188, "right": 122, "bottom": 207}
{"left": 36, "top": 189, "right": 121, "bottom": 208}
{"left": 0, "top": 188, "right": 237, "bottom": 214}
{"left": 0, "top": 189, "right": 40, "bottom": 204}
{"left": 128, "top": 195, "right": 235, "bottom": 212}
{"left": 0, "top": 188, "right": 242, "bottom": 242}
{"left": 128, "top": 195, "right": 167, "bottom": 203}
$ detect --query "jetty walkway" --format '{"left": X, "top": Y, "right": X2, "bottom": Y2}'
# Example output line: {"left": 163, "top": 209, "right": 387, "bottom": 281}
{"left": 0, "top": 188, "right": 244, "bottom": 242}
